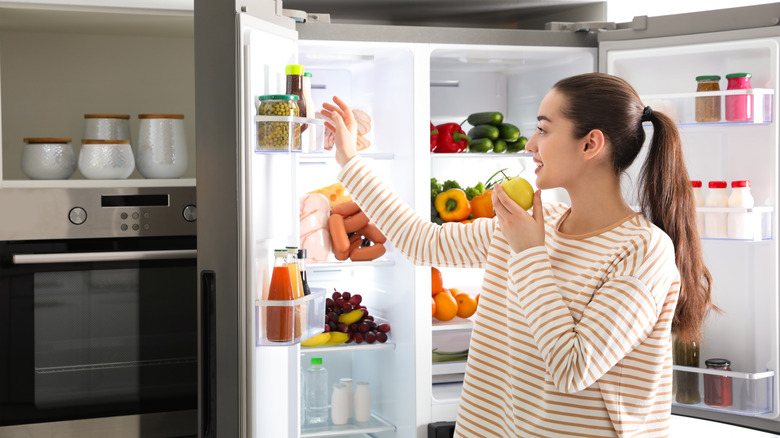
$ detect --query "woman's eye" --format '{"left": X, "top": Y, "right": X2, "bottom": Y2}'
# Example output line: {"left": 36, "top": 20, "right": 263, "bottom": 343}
{"left": 536, "top": 126, "right": 545, "bottom": 134}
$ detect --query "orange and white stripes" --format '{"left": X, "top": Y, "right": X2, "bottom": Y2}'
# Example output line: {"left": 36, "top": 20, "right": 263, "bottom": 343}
{"left": 339, "top": 157, "right": 680, "bottom": 437}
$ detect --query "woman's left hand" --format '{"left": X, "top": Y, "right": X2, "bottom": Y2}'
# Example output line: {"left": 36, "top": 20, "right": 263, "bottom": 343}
{"left": 492, "top": 185, "right": 545, "bottom": 253}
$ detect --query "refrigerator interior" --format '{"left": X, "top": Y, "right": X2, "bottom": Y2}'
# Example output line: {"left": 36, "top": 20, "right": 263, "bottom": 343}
{"left": 606, "top": 36, "right": 779, "bottom": 419}
{"left": 241, "top": 13, "right": 418, "bottom": 436}
{"left": 426, "top": 43, "right": 596, "bottom": 421}
{"left": 0, "top": 5, "right": 196, "bottom": 187}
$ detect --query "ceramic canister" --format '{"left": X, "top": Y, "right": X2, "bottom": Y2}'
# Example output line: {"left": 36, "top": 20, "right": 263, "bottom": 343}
{"left": 83, "top": 114, "right": 131, "bottom": 141}
{"left": 136, "top": 114, "right": 188, "bottom": 178}
{"left": 21, "top": 137, "right": 77, "bottom": 180}
{"left": 78, "top": 139, "right": 135, "bottom": 179}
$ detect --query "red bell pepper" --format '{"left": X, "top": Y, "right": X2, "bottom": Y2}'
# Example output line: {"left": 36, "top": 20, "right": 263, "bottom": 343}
{"left": 435, "top": 123, "right": 469, "bottom": 153}
{"left": 430, "top": 122, "right": 439, "bottom": 152}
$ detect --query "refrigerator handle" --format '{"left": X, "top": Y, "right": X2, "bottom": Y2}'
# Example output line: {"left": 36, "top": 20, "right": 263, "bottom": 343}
{"left": 201, "top": 270, "right": 217, "bottom": 438}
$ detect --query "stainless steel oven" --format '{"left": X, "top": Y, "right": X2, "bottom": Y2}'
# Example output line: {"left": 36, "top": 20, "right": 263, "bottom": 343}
{"left": 0, "top": 187, "right": 197, "bottom": 438}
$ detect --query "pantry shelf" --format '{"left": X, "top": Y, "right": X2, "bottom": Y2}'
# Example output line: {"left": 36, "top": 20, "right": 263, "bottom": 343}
{"left": 301, "top": 412, "right": 396, "bottom": 437}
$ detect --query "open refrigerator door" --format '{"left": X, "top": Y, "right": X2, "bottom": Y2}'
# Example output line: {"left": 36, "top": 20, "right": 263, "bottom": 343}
{"left": 600, "top": 24, "right": 779, "bottom": 431}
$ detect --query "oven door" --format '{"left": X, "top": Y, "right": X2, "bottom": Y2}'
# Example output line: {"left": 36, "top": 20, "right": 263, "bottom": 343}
{"left": 0, "top": 236, "right": 197, "bottom": 437}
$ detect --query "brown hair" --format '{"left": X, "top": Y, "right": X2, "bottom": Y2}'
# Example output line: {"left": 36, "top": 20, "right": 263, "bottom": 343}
{"left": 553, "top": 72, "right": 713, "bottom": 343}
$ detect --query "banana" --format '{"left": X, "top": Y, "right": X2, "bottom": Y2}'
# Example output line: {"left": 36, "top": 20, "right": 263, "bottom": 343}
{"left": 301, "top": 332, "right": 331, "bottom": 347}
{"left": 323, "top": 331, "right": 349, "bottom": 345}
{"left": 337, "top": 309, "right": 365, "bottom": 325}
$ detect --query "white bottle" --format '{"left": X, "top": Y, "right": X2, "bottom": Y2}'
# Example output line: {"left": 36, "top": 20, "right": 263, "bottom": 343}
{"left": 331, "top": 383, "right": 349, "bottom": 425}
{"left": 354, "top": 381, "right": 371, "bottom": 423}
{"left": 691, "top": 180, "right": 705, "bottom": 236}
{"left": 303, "top": 357, "right": 328, "bottom": 425}
{"left": 704, "top": 181, "right": 729, "bottom": 239}
{"left": 339, "top": 378, "right": 354, "bottom": 421}
{"left": 728, "top": 180, "right": 755, "bottom": 240}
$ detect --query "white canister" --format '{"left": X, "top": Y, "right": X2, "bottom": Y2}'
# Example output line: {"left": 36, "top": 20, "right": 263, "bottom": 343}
{"left": 354, "top": 381, "right": 371, "bottom": 423}
{"left": 339, "top": 378, "right": 354, "bottom": 420}
{"left": 83, "top": 114, "right": 131, "bottom": 141}
{"left": 330, "top": 383, "right": 349, "bottom": 425}
{"left": 78, "top": 139, "right": 135, "bottom": 179}
{"left": 691, "top": 180, "right": 705, "bottom": 236}
{"left": 728, "top": 180, "right": 755, "bottom": 240}
{"left": 21, "top": 137, "right": 76, "bottom": 180}
{"left": 704, "top": 181, "right": 729, "bottom": 239}
{"left": 136, "top": 114, "right": 188, "bottom": 178}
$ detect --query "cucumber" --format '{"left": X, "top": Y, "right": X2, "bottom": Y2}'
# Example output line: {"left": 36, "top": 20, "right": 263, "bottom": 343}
{"left": 468, "top": 138, "right": 493, "bottom": 153}
{"left": 467, "top": 112, "right": 503, "bottom": 126}
{"left": 467, "top": 124, "right": 500, "bottom": 141}
{"left": 498, "top": 123, "right": 520, "bottom": 142}
{"left": 506, "top": 136, "right": 528, "bottom": 153}
{"left": 492, "top": 139, "right": 507, "bottom": 153}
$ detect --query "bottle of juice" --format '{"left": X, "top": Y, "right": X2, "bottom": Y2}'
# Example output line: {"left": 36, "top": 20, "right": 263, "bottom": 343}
{"left": 286, "top": 246, "right": 304, "bottom": 338}
{"left": 298, "top": 248, "right": 312, "bottom": 296}
{"left": 266, "top": 249, "right": 294, "bottom": 342}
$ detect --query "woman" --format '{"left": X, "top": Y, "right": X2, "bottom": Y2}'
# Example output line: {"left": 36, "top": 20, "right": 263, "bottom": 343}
{"left": 321, "top": 72, "right": 713, "bottom": 437}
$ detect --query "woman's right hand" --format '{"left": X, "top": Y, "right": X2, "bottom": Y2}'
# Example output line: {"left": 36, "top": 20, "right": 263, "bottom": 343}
{"left": 321, "top": 96, "right": 358, "bottom": 167}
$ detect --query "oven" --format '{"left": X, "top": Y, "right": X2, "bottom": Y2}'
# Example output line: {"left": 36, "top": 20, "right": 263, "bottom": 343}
{"left": 0, "top": 187, "right": 197, "bottom": 438}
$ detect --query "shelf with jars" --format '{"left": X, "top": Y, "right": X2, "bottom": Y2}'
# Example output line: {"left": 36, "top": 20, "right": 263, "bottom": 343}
{"left": 673, "top": 364, "right": 774, "bottom": 416}
{"left": 639, "top": 88, "right": 774, "bottom": 127}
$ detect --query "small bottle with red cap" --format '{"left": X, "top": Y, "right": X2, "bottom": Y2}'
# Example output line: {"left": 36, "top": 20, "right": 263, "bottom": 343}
{"left": 704, "top": 181, "right": 729, "bottom": 239}
{"left": 728, "top": 180, "right": 755, "bottom": 239}
{"left": 691, "top": 181, "right": 705, "bottom": 236}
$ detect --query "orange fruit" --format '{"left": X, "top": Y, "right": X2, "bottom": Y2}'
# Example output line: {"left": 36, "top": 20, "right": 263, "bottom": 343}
{"left": 431, "top": 297, "right": 436, "bottom": 317}
{"left": 455, "top": 293, "right": 477, "bottom": 319}
{"left": 449, "top": 287, "right": 461, "bottom": 298}
{"left": 433, "top": 291, "right": 458, "bottom": 321}
{"left": 476, "top": 293, "right": 480, "bottom": 307}
{"left": 431, "top": 267, "right": 444, "bottom": 296}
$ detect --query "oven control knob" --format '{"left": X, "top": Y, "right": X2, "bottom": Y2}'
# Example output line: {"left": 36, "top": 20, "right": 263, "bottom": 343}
{"left": 69, "top": 207, "right": 87, "bottom": 225}
{"left": 183, "top": 204, "right": 197, "bottom": 222}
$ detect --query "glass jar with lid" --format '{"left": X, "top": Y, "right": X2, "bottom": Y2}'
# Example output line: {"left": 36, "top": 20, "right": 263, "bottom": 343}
{"left": 673, "top": 337, "right": 701, "bottom": 404}
{"left": 695, "top": 75, "right": 721, "bottom": 123}
{"left": 704, "top": 358, "right": 732, "bottom": 407}
{"left": 256, "top": 94, "right": 301, "bottom": 151}
{"left": 725, "top": 73, "right": 753, "bottom": 122}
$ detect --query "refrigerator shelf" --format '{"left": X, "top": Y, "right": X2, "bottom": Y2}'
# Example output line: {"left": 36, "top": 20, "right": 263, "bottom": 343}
{"left": 254, "top": 115, "right": 325, "bottom": 153}
{"left": 432, "top": 317, "right": 474, "bottom": 332}
{"left": 301, "top": 411, "right": 396, "bottom": 437}
{"left": 698, "top": 206, "right": 773, "bottom": 241}
{"left": 672, "top": 365, "right": 774, "bottom": 416}
{"left": 255, "top": 288, "right": 327, "bottom": 346}
{"left": 299, "top": 152, "right": 395, "bottom": 163}
{"left": 433, "top": 361, "right": 467, "bottom": 376}
{"left": 301, "top": 341, "right": 396, "bottom": 354}
{"left": 640, "top": 88, "right": 774, "bottom": 125}
{"left": 431, "top": 152, "right": 533, "bottom": 159}
{"left": 308, "top": 258, "right": 395, "bottom": 270}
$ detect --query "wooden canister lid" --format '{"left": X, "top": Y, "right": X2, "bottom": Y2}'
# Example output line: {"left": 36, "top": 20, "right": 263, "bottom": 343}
{"left": 81, "top": 139, "right": 131, "bottom": 144}
{"left": 84, "top": 114, "right": 131, "bottom": 119}
{"left": 24, "top": 137, "right": 72, "bottom": 144}
{"left": 138, "top": 114, "right": 184, "bottom": 119}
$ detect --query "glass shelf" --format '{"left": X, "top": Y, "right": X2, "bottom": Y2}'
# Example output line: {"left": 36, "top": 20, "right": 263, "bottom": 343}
{"left": 698, "top": 206, "right": 773, "bottom": 241}
{"left": 640, "top": 88, "right": 774, "bottom": 125}
{"left": 308, "top": 258, "right": 395, "bottom": 270}
{"left": 301, "top": 341, "right": 396, "bottom": 354}
{"left": 432, "top": 317, "right": 474, "bottom": 332}
{"left": 254, "top": 115, "right": 325, "bottom": 153}
{"left": 301, "top": 412, "right": 396, "bottom": 437}
{"left": 430, "top": 151, "right": 532, "bottom": 159}
{"left": 299, "top": 152, "right": 395, "bottom": 163}
{"left": 672, "top": 365, "right": 774, "bottom": 416}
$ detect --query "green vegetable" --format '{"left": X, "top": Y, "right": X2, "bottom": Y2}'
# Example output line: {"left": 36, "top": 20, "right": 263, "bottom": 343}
{"left": 492, "top": 139, "right": 507, "bottom": 153}
{"left": 432, "top": 348, "right": 469, "bottom": 363}
{"left": 467, "top": 112, "right": 503, "bottom": 126}
{"left": 498, "top": 123, "right": 520, "bottom": 142}
{"left": 468, "top": 138, "right": 493, "bottom": 153}
{"left": 468, "top": 125, "right": 500, "bottom": 141}
{"left": 431, "top": 177, "right": 443, "bottom": 200}
{"left": 464, "top": 182, "right": 486, "bottom": 200}
{"left": 506, "top": 136, "right": 528, "bottom": 153}
{"left": 442, "top": 179, "right": 462, "bottom": 191}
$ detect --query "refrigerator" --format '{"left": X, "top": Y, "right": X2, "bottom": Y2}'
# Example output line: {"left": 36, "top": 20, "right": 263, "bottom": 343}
{"left": 194, "top": 2, "right": 780, "bottom": 437}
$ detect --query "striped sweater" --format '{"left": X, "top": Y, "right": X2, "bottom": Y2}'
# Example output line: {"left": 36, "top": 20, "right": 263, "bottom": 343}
{"left": 338, "top": 157, "right": 680, "bottom": 438}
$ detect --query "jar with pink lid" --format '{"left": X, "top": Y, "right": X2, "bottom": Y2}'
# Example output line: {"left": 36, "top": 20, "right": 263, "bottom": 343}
{"left": 725, "top": 73, "right": 753, "bottom": 122}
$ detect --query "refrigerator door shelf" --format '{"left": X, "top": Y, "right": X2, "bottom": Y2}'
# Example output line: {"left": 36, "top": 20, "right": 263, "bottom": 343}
{"left": 255, "top": 287, "right": 326, "bottom": 346}
{"left": 301, "top": 411, "right": 395, "bottom": 438}
{"left": 254, "top": 116, "right": 325, "bottom": 153}
{"left": 673, "top": 365, "right": 774, "bottom": 416}
{"left": 640, "top": 88, "right": 774, "bottom": 126}
{"left": 698, "top": 206, "right": 773, "bottom": 242}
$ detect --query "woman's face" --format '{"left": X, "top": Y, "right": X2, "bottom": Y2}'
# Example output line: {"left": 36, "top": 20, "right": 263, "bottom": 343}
{"left": 524, "top": 89, "right": 585, "bottom": 191}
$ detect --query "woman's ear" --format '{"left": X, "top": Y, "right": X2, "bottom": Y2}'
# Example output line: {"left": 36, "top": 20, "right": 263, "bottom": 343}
{"left": 582, "top": 129, "right": 606, "bottom": 161}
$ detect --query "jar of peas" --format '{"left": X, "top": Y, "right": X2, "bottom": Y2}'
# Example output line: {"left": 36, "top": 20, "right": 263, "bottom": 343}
{"left": 257, "top": 94, "right": 301, "bottom": 151}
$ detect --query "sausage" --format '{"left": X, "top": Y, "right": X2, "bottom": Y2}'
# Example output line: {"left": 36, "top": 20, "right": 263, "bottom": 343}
{"left": 348, "top": 233, "right": 363, "bottom": 254}
{"left": 349, "top": 243, "right": 385, "bottom": 261}
{"left": 328, "top": 214, "right": 350, "bottom": 260}
{"left": 332, "top": 201, "right": 361, "bottom": 217}
{"left": 343, "top": 211, "right": 369, "bottom": 234}
{"left": 358, "top": 223, "right": 386, "bottom": 244}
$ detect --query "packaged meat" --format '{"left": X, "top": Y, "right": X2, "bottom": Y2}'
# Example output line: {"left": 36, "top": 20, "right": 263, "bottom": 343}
{"left": 299, "top": 193, "right": 331, "bottom": 262}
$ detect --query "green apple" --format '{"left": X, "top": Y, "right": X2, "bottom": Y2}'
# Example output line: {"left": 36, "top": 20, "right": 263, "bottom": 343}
{"left": 501, "top": 177, "right": 534, "bottom": 210}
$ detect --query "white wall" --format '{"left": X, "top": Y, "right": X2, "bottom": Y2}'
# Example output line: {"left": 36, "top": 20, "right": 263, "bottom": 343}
{"left": 607, "top": 0, "right": 777, "bottom": 23}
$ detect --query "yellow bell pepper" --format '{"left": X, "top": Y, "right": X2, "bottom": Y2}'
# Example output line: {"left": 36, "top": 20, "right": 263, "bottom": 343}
{"left": 470, "top": 189, "right": 494, "bottom": 219}
{"left": 434, "top": 188, "right": 471, "bottom": 222}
